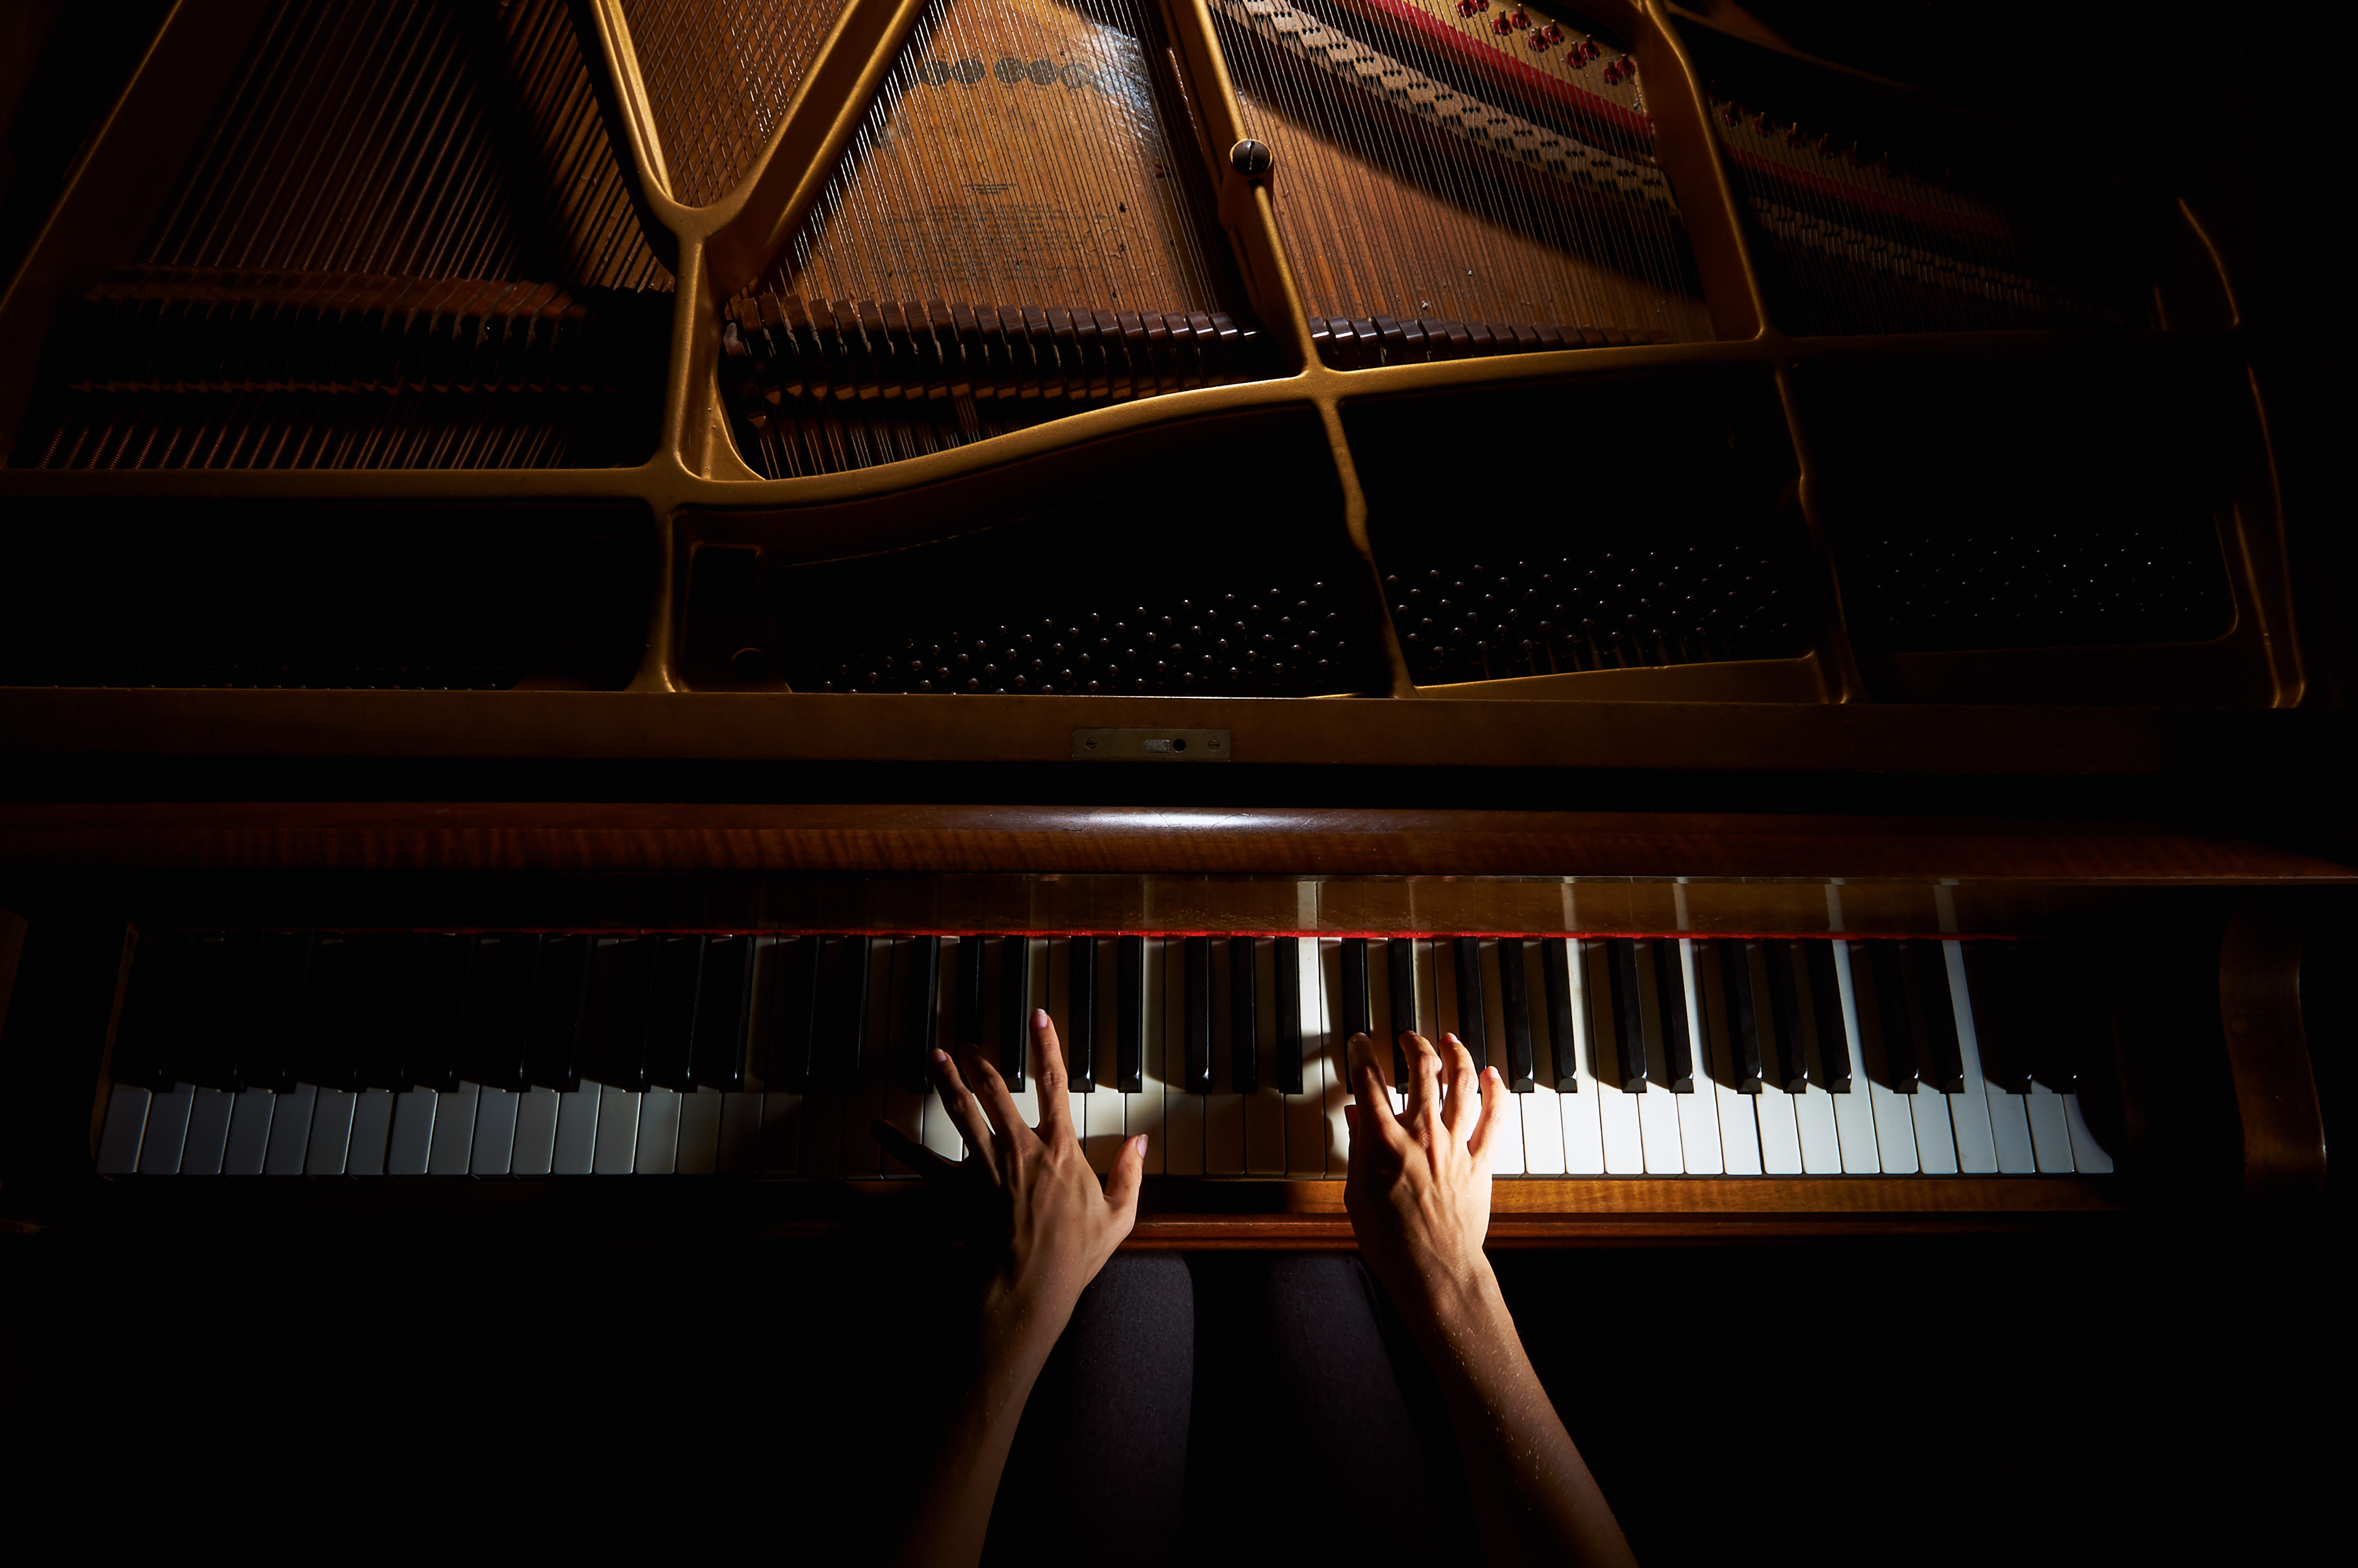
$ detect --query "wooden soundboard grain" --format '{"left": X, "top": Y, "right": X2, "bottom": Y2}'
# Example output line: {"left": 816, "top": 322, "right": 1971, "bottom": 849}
{"left": 760, "top": 0, "right": 1226, "bottom": 317}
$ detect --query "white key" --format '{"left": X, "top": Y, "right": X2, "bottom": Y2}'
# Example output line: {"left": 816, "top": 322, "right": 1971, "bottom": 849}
{"left": 1125, "top": 938, "right": 1167, "bottom": 1174}
{"left": 468, "top": 1087, "right": 518, "bottom": 1175}
{"left": 511, "top": 1087, "right": 560, "bottom": 1175}
{"left": 1515, "top": 939, "right": 1566, "bottom": 1177}
{"left": 1792, "top": 1085, "right": 1843, "bottom": 1174}
{"left": 1828, "top": 944, "right": 1884, "bottom": 1173}
{"left": 2025, "top": 1084, "right": 2076, "bottom": 1172}
{"left": 1082, "top": 936, "right": 1122, "bottom": 1172}
{"left": 2063, "top": 1095, "right": 2114, "bottom": 1172}
{"left": 264, "top": 1084, "right": 317, "bottom": 1175}
{"left": 346, "top": 1089, "right": 395, "bottom": 1176}
{"left": 1204, "top": 938, "right": 1245, "bottom": 1176}
{"left": 1668, "top": 942, "right": 1722, "bottom": 1175}
{"left": 1689, "top": 941, "right": 1761, "bottom": 1175}
{"left": 1752, "top": 1081, "right": 1805, "bottom": 1175}
{"left": 1843, "top": 945, "right": 1922, "bottom": 1173}
{"left": 180, "top": 1088, "right": 234, "bottom": 1175}
{"left": 593, "top": 1086, "right": 642, "bottom": 1174}
{"left": 676, "top": 1088, "right": 724, "bottom": 1174}
{"left": 1471, "top": 940, "right": 1525, "bottom": 1175}
{"left": 718, "top": 1091, "right": 764, "bottom": 1174}
{"left": 1624, "top": 940, "right": 1686, "bottom": 1174}
{"left": 1579, "top": 945, "right": 1644, "bottom": 1174}
{"left": 305, "top": 1089, "right": 357, "bottom": 1175}
{"left": 634, "top": 1086, "right": 682, "bottom": 1173}
{"left": 95, "top": 1084, "right": 150, "bottom": 1173}
{"left": 552, "top": 1082, "right": 602, "bottom": 1174}
{"left": 223, "top": 1088, "right": 276, "bottom": 1175}
{"left": 1911, "top": 1079, "right": 1961, "bottom": 1174}
{"left": 1986, "top": 1078, "right": 2037, "bottom": 1173}
{"left": 1939, "top": 944, "right": 1999, "bottom": 1174}
{"left": 424, "top": 1082, "right": 476, "bottom": 1175}
{"left": 137, "top": 1084, "right": 195, "bottom": 1174}
{"left": 1550, "top": 939, "right": 1606, "bottom": 1176}
{"left": 1317, "top": 938, "right": 1352, "bottom": 1175}
{"left": 1164, "top": 939, "right": 1204, "bottom": 1177}
{"left": 797, "top": 1088, "right": 841, "bottom": 1176}
{"left": 1283, "top": 934, "right": 1328, "bottom": 1178}
{"left": 764, "top": 1088, "right": 809, "bottom": 1171}
{"left": 1240, "top": 936, "right": 1286, "bottom": 1174}
{"left": 386, "top": 1088, "right": 437, "bottom": 1175}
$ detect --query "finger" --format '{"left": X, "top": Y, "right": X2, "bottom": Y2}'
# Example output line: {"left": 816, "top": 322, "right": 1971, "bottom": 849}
{"left": 1029, "top": 1008, "right": 1073, "bottom": 1144}
{"left": 1439, "top": 1033, "right": 1480, "bottom": 1137}
{"left": 1466, "top": 1067, "right": 1505, "bottom": 1167}
{"left": 930, "top": 1048, "right": 999, "bottom": 1180}
{"left": 1399, "top": 1031, "right": 1443, "bottom": 1126}
{"left": 961, "top": 1046, "right": 1037, "bottom": 1156}
{"left": 1103, "top": 1134, "right": 1147, "bottom": 1231}
{"left": 1344, "top": 1034, "right": 1405, "bottom": 1143}
{"left": 872, "top": 1119, "right": 959, "bottom": 1181}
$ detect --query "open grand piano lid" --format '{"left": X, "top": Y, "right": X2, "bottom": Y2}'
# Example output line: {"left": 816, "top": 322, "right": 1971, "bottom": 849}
{"left": 0, "top": 0, "right": 2328, "bottom": 722}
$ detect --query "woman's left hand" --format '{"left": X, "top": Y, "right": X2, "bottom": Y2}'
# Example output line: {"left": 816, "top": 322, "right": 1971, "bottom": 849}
{"left": 877, "top": 1009, "right": 1146, "bottom": 1361}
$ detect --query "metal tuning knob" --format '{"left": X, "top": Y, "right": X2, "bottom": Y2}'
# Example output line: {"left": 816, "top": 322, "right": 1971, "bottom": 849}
{"left": 1229, "top": 138, "right": 1274, "bottom": 177}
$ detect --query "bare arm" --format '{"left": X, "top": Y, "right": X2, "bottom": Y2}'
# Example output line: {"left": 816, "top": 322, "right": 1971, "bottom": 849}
{"left": 878, "top": 1012, "right": 1147, "bottom": 1568}
{"left": 1344, "top": 1029, "right": 1638, "bottom": 1568}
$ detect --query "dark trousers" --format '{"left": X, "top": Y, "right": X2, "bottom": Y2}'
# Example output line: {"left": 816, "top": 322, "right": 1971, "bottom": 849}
{"left": 983, "top": 1253, "right": 1476, "bottom": 1567}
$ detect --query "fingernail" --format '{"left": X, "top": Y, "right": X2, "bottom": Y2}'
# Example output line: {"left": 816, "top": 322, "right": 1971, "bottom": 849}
{"left": 932, "top": 1048, "right": 949, "bottom": 1063}
{"left": 1130, "top": 1135, "right": 1147, "bottom": 1154}
{"left": 1034, "top": 1007, "right": 1050, "bottom": 1028}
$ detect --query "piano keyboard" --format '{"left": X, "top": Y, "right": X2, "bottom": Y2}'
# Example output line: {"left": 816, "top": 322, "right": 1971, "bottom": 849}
{"left": 94, "top": 930, "right": 2114, "bottom": 1180}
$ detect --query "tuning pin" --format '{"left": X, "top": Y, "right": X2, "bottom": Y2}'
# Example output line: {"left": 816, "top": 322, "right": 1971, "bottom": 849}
{"left": 1527, "top": 30, "right": 1550, "bottom": 49}
{"left": 1509, "top": 9, "right": 1529, "bottom": 26}
{"left": 1544, "top": 22, "right": 1563, "bottom": 41}
{"left": 1601, "top": 61, "right": 1621, "bottom": 83}
{"left": 1493, "top": 13, "right": 1512, "bottom": 32}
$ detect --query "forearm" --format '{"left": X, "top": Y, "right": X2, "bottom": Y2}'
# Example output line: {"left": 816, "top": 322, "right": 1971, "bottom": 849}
{"left": 1398, "top": 1263, "right": 1637, "bottom": 1568}
{"left": 890, "top": 1295, "right": 1064, "bottom": 1568}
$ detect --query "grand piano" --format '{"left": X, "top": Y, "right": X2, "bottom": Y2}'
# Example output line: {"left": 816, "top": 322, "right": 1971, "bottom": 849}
{"left": 0, "top": 0, "right": 2341, "bottom": 1257}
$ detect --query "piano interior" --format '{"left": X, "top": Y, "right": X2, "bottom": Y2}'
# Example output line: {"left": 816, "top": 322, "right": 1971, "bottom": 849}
{"left": 0, "top": 0, "right": 2344, "bottom": 1557}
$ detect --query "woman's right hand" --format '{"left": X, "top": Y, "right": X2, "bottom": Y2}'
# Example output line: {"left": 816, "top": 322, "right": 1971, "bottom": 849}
{"left": 1342, "top": 1028, "right": 1504, "bottom": 1315}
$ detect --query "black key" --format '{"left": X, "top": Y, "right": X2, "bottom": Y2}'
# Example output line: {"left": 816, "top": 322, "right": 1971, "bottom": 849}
{"left": 527, "top": 933, "right": 592, "bottom": 1092}
{"left": 1339, "top": 938, "right": 1371, "bottom": 1047}
{"left": 1803, "top": 941, "right": 1851, "bottom": 1092}
{"left": 1116, "top": 934, "right": 1145, "bottom": 1092}
{"left": 765, "top": 934, "right": 822, "bottom": 1090}
{"left": 1182, "top": 935, "right": 1211, "bottom": 1093}
{"left": 1759, "top": 939, "right": 1810, "bottom": 1092}
{"left": 182, "top": 933, "right": 253, "bottom": 1092}
{"left": 642, "top": 934, "right": 706, "bottom": 1093}
{"left": 1715, "top": 940, "right": 1765, "bottom": 1093}
{"left": 295, "top": 933, "right": 370, "bottom": 1092}
{"left": 956, "top": 934, "right": 986, "bottom": 1051}
{"left": 1860, "top": 942, "right": 1919, "bottom": 1093}
{"left": 1496, "top": 938, "right": 1535, "bottom": 1092}
{"left": 1905, "top": 940, "right": 1966, "bottom": 1094}
{"left": 998, "top": 935, "right": 1029, "bottom": 1089}
{"left": 581, "top": 934, "right": 657, "bottom": 1092}
{"left": 459, "top": 932, "right": 538, "bottom": 1093}
{"left": 2020, "top": 942, "right": 2087, "bottom": 1094}
{"left": 354, "top": 933, "right": 418, "bottom": 1093}
{"left": 400, "top": 933, "right": 469, "bottom": 1093}
{"left": 1273, "top": 936, "right": 1303, "bottom": 1094}
{"left": 1600, "top": 939, "right": 1648, "bottom": 1092}
{"left": 112, "top": 928, "right": 191, "bottom": 1091}
{"left": 692, "top": 932, "right": 753, "bottom": 1092}
{"left": 1960, "top": 941, "right": 2031, "bottom": 1093}
{"left": 902, "top": 934, "right": 943, "bottom": 1095}
{"left": 1066, "top": 936, "right": 1096, "bottom": 1092}
{"left": 1541, "top": 938, "right": 1578, "bottom": 1092}
{"left": 827, "top": 935, "right": 873, "bottom": 1093}
{"left": 1646, "top": 938, "right": 1694, "bottom": 1092}
{"left": 1228, "top": 936, "right": 1257, "bottom": 1094}
{"left": 1450, "top": 937, "right": 1488, "bottom": 1072}
{"left": 1384, "top": 936, "right": 1416, "bottom": 1082}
